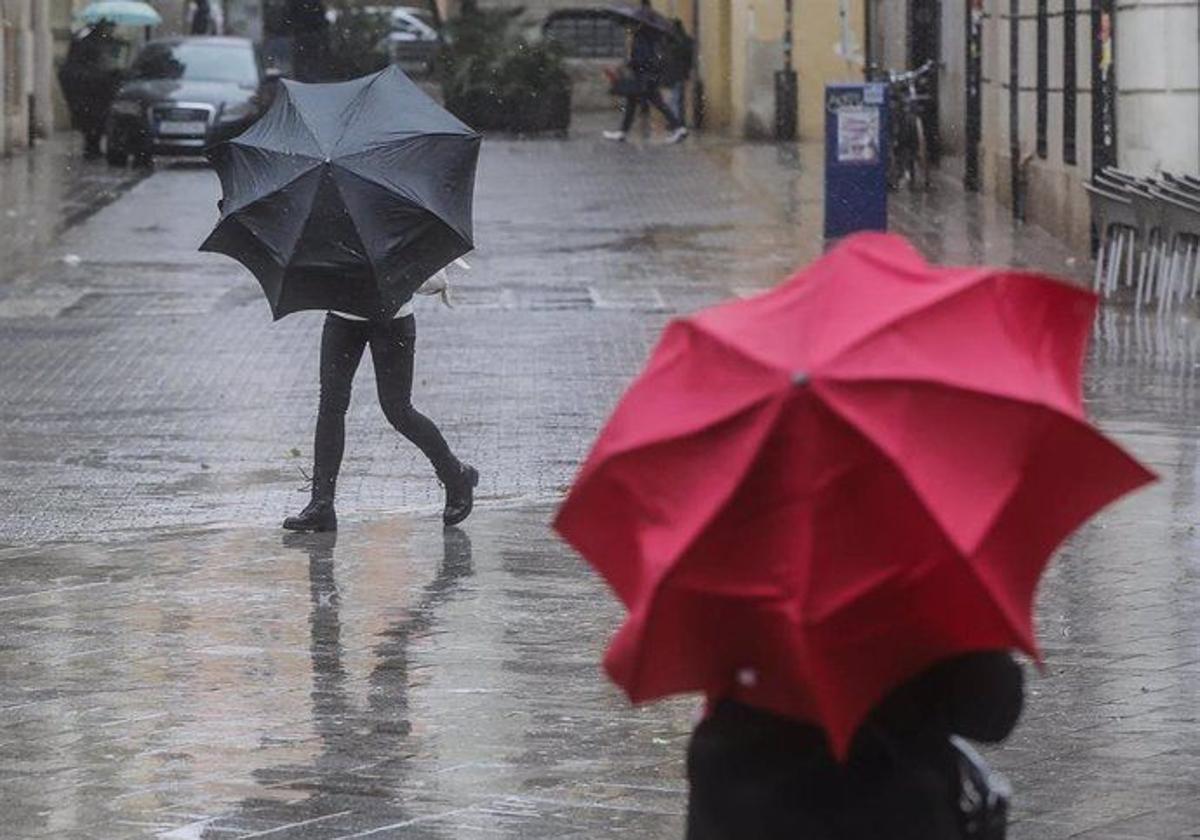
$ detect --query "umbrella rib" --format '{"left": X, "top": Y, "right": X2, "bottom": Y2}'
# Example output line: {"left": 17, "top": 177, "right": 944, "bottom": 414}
{"left": 618, "top": 394, "right": 792, "bottom": 697}
{"left": 814, "top": 268, "right": 1087, "bottom": 373}
{"left": 221, "top": 158, "right": 323, "bottom": 219}
{"left": 274, "top": 168, "right": 326, "bottom": 271}
{"left": 819, "top": 371, "right": 1080, "bottom": 418}
{"left": 806, "top": 382, "right": 1048, "bottom": 651}
{"left": 809, "top": 382, "right": 1033, "bottom": 552}
{"left": 276, "top": 82, "right": 336, "bottom": 158}
{"left": 573, "top": 323, "right": 786, "bottom": 476}
{"left": 335, "top": 142, "right": 477, "bottom": 244}
{"left": 324, "top": 167, "right": 383, "bottom": 279}
{"left": 229, "top": 136, "right": 325, "bottom": 164}
{"left": 330, "top": 70, "right": 388, "bottom": 157}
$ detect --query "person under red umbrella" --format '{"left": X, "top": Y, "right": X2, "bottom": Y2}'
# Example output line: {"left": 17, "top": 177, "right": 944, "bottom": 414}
{"left": 686, "top": 652, "right": 1023, "bottom": 839}
{"left": 555, "top": 233, "right": 1153, "bottom": 839}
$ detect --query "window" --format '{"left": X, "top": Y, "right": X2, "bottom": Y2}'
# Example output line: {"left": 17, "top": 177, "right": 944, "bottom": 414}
{"left": 1063, "top": 0, "right": 1077, "bottom": 164}
{"left": 133, "top": 43, "right": 259, "bottom": 85}
{"left": 543, "top": 13, "right": 626, "bottom": 60}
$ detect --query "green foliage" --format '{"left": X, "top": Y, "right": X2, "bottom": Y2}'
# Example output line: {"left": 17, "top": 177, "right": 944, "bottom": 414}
{"left": 439, "top": 8, "right": 571, "bottom": 133}
{"left": 326, "top": 3, "right": 393, "bottom": 80}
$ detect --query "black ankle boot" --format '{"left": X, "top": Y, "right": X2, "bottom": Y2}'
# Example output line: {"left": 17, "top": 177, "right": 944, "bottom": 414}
{"left": 283, "top": 498, "right": 338, "bottom": 532}
{"left": 442, "top": 463, "right": 478, "bottom": 527}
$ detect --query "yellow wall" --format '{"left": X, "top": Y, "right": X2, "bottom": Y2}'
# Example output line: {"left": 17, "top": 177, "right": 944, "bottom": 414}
{"left": 685, "top": 0, "right": 866, "bottom": 140}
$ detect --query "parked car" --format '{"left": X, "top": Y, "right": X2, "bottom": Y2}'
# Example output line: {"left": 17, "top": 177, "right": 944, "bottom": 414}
{"left": 105, "top": 36, "right": 278, "bottom": 166}
{"left": 384, "top": 6, "right": 441, "bottom": 74}
{"left": 325, "top": 4, "right": 441, "bottom": 76}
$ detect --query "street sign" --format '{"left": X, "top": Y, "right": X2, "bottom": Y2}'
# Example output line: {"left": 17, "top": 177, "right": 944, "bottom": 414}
{"left": 824, "top": 83, "right": 889, "bottom": 240}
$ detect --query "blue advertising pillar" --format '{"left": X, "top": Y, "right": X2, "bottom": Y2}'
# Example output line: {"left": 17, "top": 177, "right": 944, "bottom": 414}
{"left": 824, "top": 83, "right": 889, "bottom": 240}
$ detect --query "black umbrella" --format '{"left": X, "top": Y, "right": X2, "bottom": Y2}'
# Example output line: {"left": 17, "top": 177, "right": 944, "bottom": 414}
{"left": 200, "top": 65, "right": 481, "bottom": 320}
{"left": 606, "top": 4, "right": 675, "bottom": 37}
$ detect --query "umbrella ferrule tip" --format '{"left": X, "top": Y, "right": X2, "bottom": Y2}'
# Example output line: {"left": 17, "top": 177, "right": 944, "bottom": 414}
{"left": 792, "top": 371, "right": 809, "bottom": 386}
{"left": 736, "top": 667, "right": 758, "bottom": 688}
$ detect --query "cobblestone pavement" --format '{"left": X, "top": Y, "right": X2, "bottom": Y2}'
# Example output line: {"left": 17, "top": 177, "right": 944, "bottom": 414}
{"left": 0, "top": 123, "right": 1084, "bottom": 546}
{"left": 2, "top": 120, "right": 1199, "bottom": 838}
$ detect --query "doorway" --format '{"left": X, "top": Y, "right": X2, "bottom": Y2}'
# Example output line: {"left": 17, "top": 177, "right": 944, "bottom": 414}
{"left": 907, "top": 0, "right": 941, "bottom": 163}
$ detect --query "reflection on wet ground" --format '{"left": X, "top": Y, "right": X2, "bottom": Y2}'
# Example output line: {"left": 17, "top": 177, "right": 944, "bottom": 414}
{"left": 3, "top": 117, "right": 1200, "bottom": 837}
{"left": 0, "top": 134, "right": 147, "bottom": 287}
{"left": 0, "top": 511, "right": 691, "bottom": 839}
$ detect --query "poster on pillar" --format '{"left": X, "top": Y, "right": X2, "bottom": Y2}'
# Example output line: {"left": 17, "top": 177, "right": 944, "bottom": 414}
{"left": 824, "top": 83, "right": 889, "bottom": 240}
{"left": 1091, "top": 0, "right": 1117, "bottom": 174}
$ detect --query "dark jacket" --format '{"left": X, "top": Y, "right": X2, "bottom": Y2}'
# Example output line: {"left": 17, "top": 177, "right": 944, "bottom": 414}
{"left": 661, "top": 32, "right": 694, "bottom": 86}
{"left": 686, "top": 652, "right": 1024, "bottom": 840}
{"left": 628, "top": 27, "right": 664, "bottom": 79}
{"left": 285, "top": 0, "right": 328, "bottom": 33}
{"left": 58, "top": 24, "right": 128, "bottom": 134}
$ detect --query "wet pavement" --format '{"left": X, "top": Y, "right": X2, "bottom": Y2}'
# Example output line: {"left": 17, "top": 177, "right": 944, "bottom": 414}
{"left": 0, "top": 133, "right": 147, "bottom": 289}
{"left": 2, "top": 117, "right": 1200, "bottom": 837}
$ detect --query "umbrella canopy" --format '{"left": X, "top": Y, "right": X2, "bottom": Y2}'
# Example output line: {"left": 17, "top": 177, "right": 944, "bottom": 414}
{"left": 606, "top": 4, "right": 675, "bottom": 36}
{"left": 77, "top": 0, "right": 162, "bottom": 26}
{"left": 201, "top": 64, "right": 481, "bottom": 320}
{"left": 554, "top": 233, "right": 1153, "bottom": 757}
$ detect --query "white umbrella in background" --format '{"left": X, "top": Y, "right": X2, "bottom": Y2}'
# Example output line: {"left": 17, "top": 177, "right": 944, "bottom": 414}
{"left": 76, "top": 0, "right": 162, "bottom": 27}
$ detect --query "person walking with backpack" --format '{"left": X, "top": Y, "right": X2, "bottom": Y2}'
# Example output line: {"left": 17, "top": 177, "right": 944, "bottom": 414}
{"left": 603, "top": 0, "right": 687, "bottom": 144}
{"left": 663, "top": 18, "right": 694, "bottom": 129}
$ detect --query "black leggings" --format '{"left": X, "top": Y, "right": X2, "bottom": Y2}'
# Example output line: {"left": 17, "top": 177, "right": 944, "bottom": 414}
{"left": 311, "top": 313, "right": 457, "bottom": 499}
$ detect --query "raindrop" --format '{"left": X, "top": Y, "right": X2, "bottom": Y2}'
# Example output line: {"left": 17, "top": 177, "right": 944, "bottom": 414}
{"left": 736, "top": 667, "right": 758, "bottom": 688}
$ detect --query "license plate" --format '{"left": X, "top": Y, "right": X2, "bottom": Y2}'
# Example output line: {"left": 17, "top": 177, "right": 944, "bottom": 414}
{"left": 158, "top": 120, "right": 207, "bottom": 136}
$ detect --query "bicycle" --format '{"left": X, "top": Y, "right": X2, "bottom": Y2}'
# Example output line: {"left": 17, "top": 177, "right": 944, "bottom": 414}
{"left": 878, "top": 60, "right": 935, "bottom": 192}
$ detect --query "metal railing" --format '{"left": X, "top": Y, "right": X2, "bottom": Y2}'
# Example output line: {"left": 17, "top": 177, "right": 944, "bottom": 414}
{"left": 1087, "top": 167, "right": 1200, "bottom": 313}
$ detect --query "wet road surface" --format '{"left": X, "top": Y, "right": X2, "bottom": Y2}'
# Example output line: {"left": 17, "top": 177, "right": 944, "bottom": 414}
{"left": 0, "top": 133, "right": 147, "bottom": 288}
{"left": 1, "top": 119, "right": 1199, "bottom": 837}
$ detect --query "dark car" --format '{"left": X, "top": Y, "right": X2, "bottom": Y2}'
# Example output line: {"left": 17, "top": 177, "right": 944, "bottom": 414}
{"left": 105, "top": 36, "right": 278, "bottom": 166}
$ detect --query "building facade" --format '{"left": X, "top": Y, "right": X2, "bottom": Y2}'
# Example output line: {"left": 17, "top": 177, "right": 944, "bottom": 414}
{"left": 1, "top": 0, "right": 54, "bottom": 154}
{"left": 485, "top": 0, "right": 867, "bottom": 140}
{"left": 1, "top": 0, "right": 196, "bottom": 156}
{"left": 688, "top": 0, "right": 866, "bottom": 139}
{"left": 870, "top": 0, "right": 1200, "bottom": 249}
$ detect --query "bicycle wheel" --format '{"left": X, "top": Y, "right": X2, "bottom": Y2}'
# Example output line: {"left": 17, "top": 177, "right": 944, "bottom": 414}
{"left": 887, "top": 127, "right": 908, "bottom": 192}
{"left": 912, "top": 116, "right": 931, "bottom": 191}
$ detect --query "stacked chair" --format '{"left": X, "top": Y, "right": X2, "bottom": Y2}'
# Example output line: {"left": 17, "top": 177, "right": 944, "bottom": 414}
{"left": 1085, "top": 168, "right": 1200, "bottom": 313}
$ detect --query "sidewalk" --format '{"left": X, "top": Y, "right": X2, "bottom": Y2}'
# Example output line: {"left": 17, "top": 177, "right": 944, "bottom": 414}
{"left": 0, "top": 132, "right": 147, "bottom": 289}
{"left": 2, "top": 122, "right": 1199, "bottom": 838}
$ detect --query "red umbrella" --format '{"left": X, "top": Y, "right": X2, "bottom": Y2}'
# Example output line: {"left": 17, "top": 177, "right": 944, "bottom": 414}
{"left": 554, "top": 233, "right": 1153, "bottom": 757}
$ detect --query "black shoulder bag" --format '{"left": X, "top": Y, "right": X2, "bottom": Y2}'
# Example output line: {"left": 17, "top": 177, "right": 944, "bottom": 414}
{"left": 950, "top": 735, "right": 1011, "bottom": 840}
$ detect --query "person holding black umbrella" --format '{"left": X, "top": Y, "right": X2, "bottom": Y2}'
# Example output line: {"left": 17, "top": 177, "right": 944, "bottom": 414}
{"left": 202, "top": 66, "right": 482, "bottom": 531}
{"left": 58, "top": 20, "right": 129, "bottom": 159}
{"left": 603, "top": 0, "right": 687, "bottom": 143}
{"left": 282, "top": 265, "right": 478, "bottom": 533}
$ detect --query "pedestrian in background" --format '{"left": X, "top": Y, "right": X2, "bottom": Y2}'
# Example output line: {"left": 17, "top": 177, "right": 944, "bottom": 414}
{"left": 286, "top": 0, "right": 330, "bottom": 82}
{"left": 604, "top": 0, "right": 688, "bottom": 144}
{"left": 187, "top": 0, "right": 224, "bottom": 35}
{"left": 686, "top": 652, "right": 1022, "bottom": 839}
{"left": 58, "top": 21, "right": 128, "bottom": 160}
{"left": 663, "top": 18, "right": 694, "bottom": 129}
{"left": 188, "top": 0, "right": 211, "bottom": 34}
